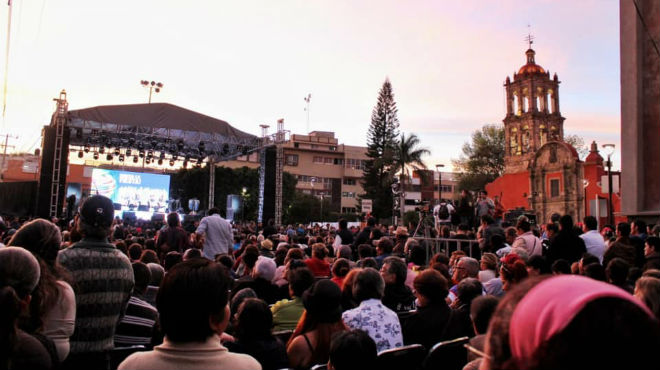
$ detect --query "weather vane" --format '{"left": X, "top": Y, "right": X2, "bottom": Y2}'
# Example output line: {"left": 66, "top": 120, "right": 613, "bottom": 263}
{"left": 525, "top": 24, "right": 535, "bottom": 49}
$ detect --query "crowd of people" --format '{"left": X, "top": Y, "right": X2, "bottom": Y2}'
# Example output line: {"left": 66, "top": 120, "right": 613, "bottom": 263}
{"left": 1, "top": 193, "right": 660, "bottom": 370}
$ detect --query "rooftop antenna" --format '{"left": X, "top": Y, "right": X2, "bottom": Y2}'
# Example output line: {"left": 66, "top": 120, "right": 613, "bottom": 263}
{"left": 525, "top": 24, "right": 535, "bottom": 49}
{"left": 303, "top": 93, "right": 311, "bottom": 134}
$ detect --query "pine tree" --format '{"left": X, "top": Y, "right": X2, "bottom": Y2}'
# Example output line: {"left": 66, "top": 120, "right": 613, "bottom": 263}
{"left": 361, "top": 78, "right": 400, "bottom": 220}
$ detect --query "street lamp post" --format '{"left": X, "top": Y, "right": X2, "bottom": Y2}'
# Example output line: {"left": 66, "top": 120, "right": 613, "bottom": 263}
{"left": 140, "top": 80, "right": 164, "bottom": 103}
{"left": 602, "top": 144, "right": 615, "bottom": 226}
{"left": 241, "top": 187, "right": 247, "bottom": 223}
{"left": 436, "top": 164, "right": 445, "bottom": 204}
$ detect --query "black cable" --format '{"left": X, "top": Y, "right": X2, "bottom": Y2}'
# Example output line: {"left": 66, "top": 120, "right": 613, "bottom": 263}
{"left": 632, "top": 0, "right": 660, "bottom": 59}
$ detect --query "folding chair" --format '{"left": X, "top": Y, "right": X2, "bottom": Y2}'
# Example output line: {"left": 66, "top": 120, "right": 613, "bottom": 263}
{"left": 377, "top": 344, "right": 426, "bottom": 370}
{"left": 423, "top": 336, "right": 469, "bottom": 370}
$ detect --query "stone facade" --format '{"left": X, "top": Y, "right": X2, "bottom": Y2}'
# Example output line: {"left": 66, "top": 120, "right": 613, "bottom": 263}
{"left": 488, "top": 47, "right": 584, "bottom": 225}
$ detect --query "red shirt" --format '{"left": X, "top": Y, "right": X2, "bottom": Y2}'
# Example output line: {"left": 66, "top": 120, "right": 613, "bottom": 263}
{"left": 304, "top": 257, "right": 331, "bottom": 277}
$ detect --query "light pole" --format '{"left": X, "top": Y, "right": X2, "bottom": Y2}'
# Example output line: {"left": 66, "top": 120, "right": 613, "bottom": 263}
{"left": 436, "top": 164, "right": 445, "bottom": 204}
{"left": 602, "top": 144, "right": 615, "bottom": 226}
{"left": 140, "top": 80, "right": 164, "bottom": 103}
{"left": 304, "top": 93, "right": 311, "bottom": 133}
{"left": 241, "top": 187, "right": 247, "bottom": 223}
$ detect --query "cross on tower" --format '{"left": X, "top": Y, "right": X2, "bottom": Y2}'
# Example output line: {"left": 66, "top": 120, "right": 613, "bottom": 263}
{"left": 525, "top": 24, "right": 535, "bottom": 49}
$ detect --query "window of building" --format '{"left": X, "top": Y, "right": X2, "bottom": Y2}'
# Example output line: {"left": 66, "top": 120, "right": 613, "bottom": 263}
{"left": 341, "top": 207, "right": 357, "bottom": 214}
{"left": 345, "top": 158, "right": 365, "bottom": 170}
{"left": 342, "top": 192, "right": 356, "bottom": 198}
{"left": 334, "top": 158, "right": 344, "bottom": 165}
{"left": 550, "top": 179, "right": 560, "bottom": 197}
{"left": 294, "top": 143, "right": 299, "bottom": 148}
{"left": 440, "top": 185, "right": 453, "bottom": 193}
{"left": 324, "top": 157, "right": 333, "bottom": 164}
{"left": 285, "top": 154, "right": 298, "bottom": 166}
{"left": 343, "top": 178, "right": 356, "bottom": 186}
{"left": 313, "top": 156, "right": 324, "bottom": 164}
{"left": 329, "top": 146, "right": 337, "bottom": 151}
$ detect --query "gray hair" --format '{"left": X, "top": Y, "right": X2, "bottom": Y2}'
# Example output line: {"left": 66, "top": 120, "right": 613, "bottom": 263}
{"left": 459, "top": 257, "right": 480, "bottom": 278}
{"left": 383, "top": 256, "right": 408, "bottom": 285}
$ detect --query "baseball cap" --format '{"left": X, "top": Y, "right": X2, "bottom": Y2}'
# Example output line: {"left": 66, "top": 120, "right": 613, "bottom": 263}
{"left": 79, "top": 195, "right": 115, "bottom": 227}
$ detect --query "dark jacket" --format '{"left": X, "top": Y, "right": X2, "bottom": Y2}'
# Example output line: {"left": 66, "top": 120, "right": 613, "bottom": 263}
{"left": 603, "top": 237, "right": 636, "bottom": 268}
{"left": 402, "top": 302, "right": 465, "bottom": 350}
{"left": 547, "top": 230, "right": 587, "bottom": 264}
{"left": 644, "top": 252, "right": 660, "bottom": 272}
{"left": 353, "top": 226, "right": 372, "bottom": 248}
{"left": 382, "top": 284, "right": 416, "bottom": 313}
{"left": 225, "top": 337, "right": 288, "bottom": 370}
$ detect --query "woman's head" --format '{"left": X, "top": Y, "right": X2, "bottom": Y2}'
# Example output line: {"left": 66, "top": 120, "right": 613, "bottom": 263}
{"left": 634, "top": 276, "right": 660, "bottom": 321}
{"left": 413, "top": 269, "right": 448, "bottom": 306}
{"left": 332, "top": 258, "right": 351, "bottom": 279}
{"left": 303, "top": 279, "right": 343, "bottom": 324}
{"left": 480, "top": 253, "right": 499, "bottom": 272}
{"left": 500, "top": 253, "right": 528, "bottom": 291}
{"left": 235, "top": 298, "right": 273, "bottom": 341}
{"left": 353, "top": 268, "right": 385, "bottom": 302}
{"left": 8, "top": 219, "right": 61, "bottom": 265}
{"left": 0, "top": 247, "right": 41, "bottom": 299}
{"left": 484, "top": 275, "right": 659, "bottom": 370}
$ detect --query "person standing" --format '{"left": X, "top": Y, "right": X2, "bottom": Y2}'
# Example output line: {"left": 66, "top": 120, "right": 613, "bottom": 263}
{"left": 195, "top": 208, "right": 234, "bottom": 260}
{"left": 474, "top": 191, "right": 494, "bottom": 221}
{"left": 58, "top": 195, "right": 134, "bottom": 370}
{"left": 457, "top": 190, "right": 474, "bottom": 228}
{"left": 580, "top": 216, "right": 607, "bottom": 263}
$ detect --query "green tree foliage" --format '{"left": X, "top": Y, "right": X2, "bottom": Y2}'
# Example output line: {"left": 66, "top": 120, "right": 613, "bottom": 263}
{"left": 285, "top": 192, "right": 331, "bottom": 224}
{"left": 453, "top": 124, "right": 505, "bottom": 192}
{"left": 361, "top": 78, "right": 400, "bottom": 219}
{"left": 394, "top": 132, "right": 430, "bottom": 221}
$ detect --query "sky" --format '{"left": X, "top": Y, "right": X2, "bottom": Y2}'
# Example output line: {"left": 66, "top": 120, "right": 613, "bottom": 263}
{"left": 0, "top": 0, "right": 622, "bottom": 170}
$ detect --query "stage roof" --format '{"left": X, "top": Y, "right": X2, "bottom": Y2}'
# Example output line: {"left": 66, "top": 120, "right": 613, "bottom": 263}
{"left": 65, "top": 103, "right": 261, "bottom": 160}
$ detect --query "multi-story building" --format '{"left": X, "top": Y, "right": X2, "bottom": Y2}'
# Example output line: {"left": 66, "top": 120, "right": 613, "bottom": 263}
{"left": 402, "top": 170, "right": 460, "bottom": 213}
{"left": 222, "top": 131, "right": 369, "bottom": 215}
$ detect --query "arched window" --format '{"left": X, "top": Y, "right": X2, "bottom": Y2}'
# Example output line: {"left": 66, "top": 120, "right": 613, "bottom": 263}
{"left": 510, "top": 127, "right": 519, "bottom": 155}
{"left": 547, "top": 89, "right": 554, "bottom": 114}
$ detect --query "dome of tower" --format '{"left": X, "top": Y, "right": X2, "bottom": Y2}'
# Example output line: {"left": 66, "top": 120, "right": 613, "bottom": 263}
{"left": 517, "top": 49, "right": 546, "bottom": 75}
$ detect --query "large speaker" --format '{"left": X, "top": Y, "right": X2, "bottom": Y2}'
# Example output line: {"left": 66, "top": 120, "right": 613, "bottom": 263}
{"left": 36, "top": 125, "right": 70, "bottom": 218}
{"left": 262, "top": 147, "right": 277, "bottom": 224}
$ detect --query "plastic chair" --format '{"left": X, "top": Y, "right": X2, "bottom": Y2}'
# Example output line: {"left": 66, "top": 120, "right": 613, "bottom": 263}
{"left": 377, "top": 344, "right": 426, "bottom": 370}
{"left": 423, "top": 336, "right": 469, "bottom": 370}
{"left": 310, "top": 364, "right": 328, "bottom": 370}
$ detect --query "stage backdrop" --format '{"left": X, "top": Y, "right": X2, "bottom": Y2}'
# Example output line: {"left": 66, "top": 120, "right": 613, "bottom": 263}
{"left": 91, "top": 169, "right": 170, "bottom": 213}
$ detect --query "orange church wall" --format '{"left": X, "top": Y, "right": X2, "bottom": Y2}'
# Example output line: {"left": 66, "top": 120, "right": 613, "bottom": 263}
{"left": 485, "top": 171, "right": 530, "bottom": 211}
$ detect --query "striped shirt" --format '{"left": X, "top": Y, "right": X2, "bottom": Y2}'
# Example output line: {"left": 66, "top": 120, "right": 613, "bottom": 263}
{"left": 114, "top": 295, "right": 159, "bottom": 347}
{"left": 58, "top": 238, "right": 134, "bottom": 354}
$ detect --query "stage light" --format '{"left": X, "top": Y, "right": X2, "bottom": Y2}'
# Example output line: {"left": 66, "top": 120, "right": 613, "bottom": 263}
{"left": 133, "top": 156, "right": 139, "bottom": 163}
{"left": 177, "top": 139, "right": 184, "bottom": 151}
{"left": 139, "top": 150, "right": 145, "bottom": 158}
{"left": 77, "top": 150, "right": 83, "bottom": 158}
{"left": 169, "top": 159, "right": 175, "bottom": 166}
{"left": 93, "top": 152, "right": 99, "bottom": 160}
{"left": 128, "top": 137, "right": 136, "bottom": 146}
{"left": 221, "top": 143, "right": 229, "bottom": 155}
{"left": 118, "top": 154, "right": 125, "bottom": 162}
{"left": 84, "top": 145, "right": 90, "bottom": 153}
{"left": 172, "top": 154, "right": 178, "bottom": 161}
{"left": 159, "top": 152, "right": 165, "bottom": 159}
{"left": 114, "top": 148, "right": 120, "bottom": 156}
{"left": 106, "top": 154, "right": 113, "bottom": 161}
{"left": 99, "top": 147, "right": 105, "bottom": 154}
{"left": 157, "top": 158, "right": 163, "bottom": 165}
{"left": 145, "top": 158, "right": 151, "bottom": 164}
{"left": 137, "top": 142, "right": 144, "bottom": 151}
{"left": 126, "top": 149, "right": 132, "bottom": 156}
{"left": 76, "top": 128, "right": 83, "bottom": 139}
{"left": 198, "top": 141, "right": 205, "bottom": 153}
{"left": 147, "top": 150, "right": 153, "bottom": 158}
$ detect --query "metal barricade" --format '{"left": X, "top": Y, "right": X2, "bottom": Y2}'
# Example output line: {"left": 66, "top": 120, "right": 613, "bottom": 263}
{"left": 410, "top": 237, "right": 481, "bottom": 265}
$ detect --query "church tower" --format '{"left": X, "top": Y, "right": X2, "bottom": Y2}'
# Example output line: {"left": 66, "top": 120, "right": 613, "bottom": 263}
{"left": 503, "top": 47, "right": 565, "bottom": 173}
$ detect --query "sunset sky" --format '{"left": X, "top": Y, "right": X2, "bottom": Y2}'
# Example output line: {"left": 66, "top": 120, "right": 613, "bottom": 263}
{"left": 0, "top": 0, "right": 621, "bottom": 170}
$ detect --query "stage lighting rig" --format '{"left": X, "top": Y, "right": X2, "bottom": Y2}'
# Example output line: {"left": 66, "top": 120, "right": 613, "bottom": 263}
{"left": 93, "top": 152, "right": 99, "bottom": 160}
{"left": 140, "top": 80, "right": 164, "bottom": 104}
{"left": 133, "top": 156, "right": 139, "bottom": 163}
{"left": 77, "top": 150, "right": 83, "bottom": 158}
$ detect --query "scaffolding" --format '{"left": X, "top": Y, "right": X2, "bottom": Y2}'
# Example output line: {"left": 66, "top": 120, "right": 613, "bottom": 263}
{"left": 49, "top": 90, "right": 68, "bottom": 218}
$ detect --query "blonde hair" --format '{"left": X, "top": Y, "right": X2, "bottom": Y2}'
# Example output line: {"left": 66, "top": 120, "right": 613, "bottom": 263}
{"left": 635, "top": 276, "right": 660, "bottom": 321}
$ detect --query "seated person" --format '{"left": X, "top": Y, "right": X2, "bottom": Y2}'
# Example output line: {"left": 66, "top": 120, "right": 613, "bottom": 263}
{"left": 233, "top": 256, "right": 279, "bottom": 305}
{"left": 327, "top": 329, "right": 377, "bottom": 370}
{"left": 114, "top": 262, "right": 160, "bottom": 348}
{"left": 304, "top": 243, "right": 331, "bottom": 277}
{"left": 481, "top": 275, "right": 660, "bottom": 370}
{"left": 225, "top": 298, "right": 288, "bottom": 370}
{"left": 464, "top": 295, "right": 499, "bottom": 370}
{"left": 118, "top": 259, "right": 261, "bottom": 370}
{"left": 272, "top": 268, "right": 315, "bottom": 331}
{"left": 380, "top": 256, "right": 416, "bottom": 313}
{"left": 342, "top": 268, "right": 403, "bottom": 352}
{"left": 402, "top": 269, "right": 463, "bottom": 350}
{"left": 287, "top": 280, "right": 347, "bottom": 369}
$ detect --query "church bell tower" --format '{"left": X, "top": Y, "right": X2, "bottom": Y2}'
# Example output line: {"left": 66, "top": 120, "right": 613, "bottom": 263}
{"left": 503, "top": 44, "right": 565, "bottom": 173}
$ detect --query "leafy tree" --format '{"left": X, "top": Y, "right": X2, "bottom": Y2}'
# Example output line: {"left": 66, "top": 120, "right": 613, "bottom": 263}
{"left": 361, "top": 78, "right": 400, "bottom": 220}
{"left": 285, "top": 192, "right": 331, "bottom": 224}
{"left": 394, "top": 132, "right": 430, "bottom": 221}
{"left": 453, "top": 124, "right": 505, "bottom": 192}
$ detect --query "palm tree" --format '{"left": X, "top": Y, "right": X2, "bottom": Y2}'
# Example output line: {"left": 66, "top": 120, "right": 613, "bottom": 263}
{"left": 394, "top": 133, "right": 431, "bottom": 224}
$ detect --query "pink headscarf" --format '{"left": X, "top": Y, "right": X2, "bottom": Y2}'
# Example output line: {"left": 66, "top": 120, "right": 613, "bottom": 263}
{"left": 509, "top": 275, "right": 653, "bottom": 365}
